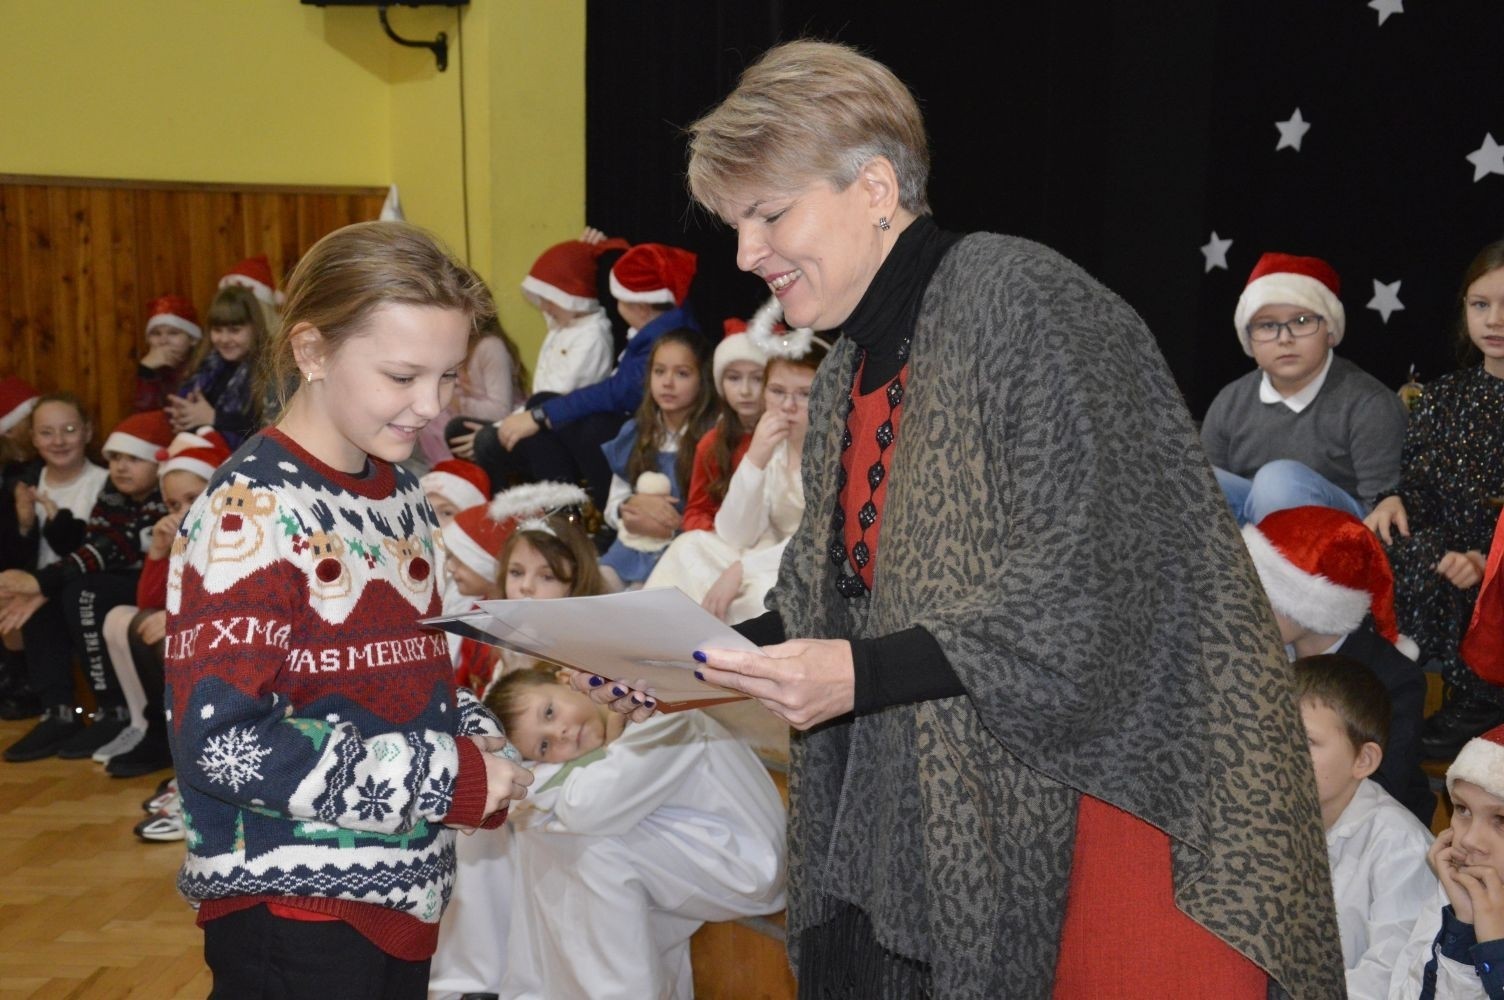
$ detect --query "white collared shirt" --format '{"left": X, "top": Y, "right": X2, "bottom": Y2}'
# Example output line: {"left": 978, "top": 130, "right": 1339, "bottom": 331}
{"left": 1259, "top": 349, "right": 1334, "bottom": 413}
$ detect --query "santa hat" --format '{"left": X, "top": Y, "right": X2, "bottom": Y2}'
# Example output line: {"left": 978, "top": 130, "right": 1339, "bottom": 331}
{"left": 446, "top": 502, "right": 515, "bottom": 582}
{"left": 488, "top": 481, "right": 589, "bottom": 536}
{"left": 420, "top": 459, "right": 491, "bottom": 512}
{"left": 1448, "top": 723, "right": 1504, "bottom": 800}
{"left": 609, "top": 244, "right": 697, "bottom": 307}
{"left": 522, "top": 236, "right": 630, "bottom": 313}
{"left": 219, "top": 255, "right": 284, "bottom": 307}
{"left": 714, "top": 318, "right": 772, "bottom": 386}
{"left": 1242, "top": 505, "right": 1417, "bottom": 657}
{"left": 1461, "top": 508, "right": 1504, "bottom": 686}
{"left": 103, "top": 410, "right": 174, "bottom": 464}
{"left": 145, "top": 295, "right": 202, "bottom": 343}
{"left": 1233, "top": 252, "right": 1345, "bottom": 356}
{"left": 155, "top": 427, "right": 232, "bottom": 482}
{"left": 0, "top": 377, "right": 40, "bottom": 434}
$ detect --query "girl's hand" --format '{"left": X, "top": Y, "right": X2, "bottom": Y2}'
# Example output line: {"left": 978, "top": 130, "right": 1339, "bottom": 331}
{"left": 695, "top": 638, "right": 855, "bottom": 731}
{"left": 578, "top": 226, "right": 608, "bottom": 245}
{"left": 1438, "top": 550, "right": 1488, "bottom": 590}
{"left": 745, "top": 410, "right": 792, "bottom": 469}
{"left": 1431, "top": 829, "right": 1475, "bottom": 923}
{"left": 564, "top": 671, "right": 658, "bottom": 723}
{"left": 701, "top": 561, "right": 744, "bottom": 621}
{"left": 496, "top": 411, "right": 539, "bottom": 450}
{"left": 136, "top": 609, "right": 169, "bottom": 646}
{"left": 0, "top": 570, "right": 40, "bottom": 597}
{"left": 148, "top": 510, "right": 186, "bottom": 561}
{"left": 36, "top": 492, "right": 57, "bottom": 521}
{"left": 1458, "top": 863, "right": 1504, "bottom": 943}
{"left": 167, "top": 391, "right": 216, "bottom": 432}
{"left": 447, "top": 420, "right": 483, "bottom": 459}
{"left": 621, "top": 494, "right": 681, "bottom": 538}
{"left": 1364, "top": 496, "right": 1410, "bottom": 545}
{"left": 0, "top": 593, "right": 46, "bottom": 633}
{"left": 13, "top": 483, "right": 36, "bottom": 534}
{"left": 468, "top": 734, "right": 534, "bottom": 820}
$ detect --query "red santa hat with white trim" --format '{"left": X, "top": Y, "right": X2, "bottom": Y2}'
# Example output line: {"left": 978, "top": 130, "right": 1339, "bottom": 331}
{"left": 103, "top": 410, "right": 174, "bottom": 464}
{"left": 445, "top": 501, "right": 515, "bottom": 583}
{"left": 521, "top": 236, "right": 630, "bottom": 313}
{"left": 1448, "top": 722, "right": 1504, "bottom": 802}
{"left": 608, "top": 243, "right": 697, "bottom": 308}
{"left": 145, "top": 294, "right": 202, "bottom": 343}
{"left": 420, "top": 459, "right": 491, "bottom": 513}
{"left": 1233, "top": 252, "right": 1345, "bottom": 356}
{"left": 1242, "top": 505, "right": 1418, "bottom": 658}
{"left": 0, "top": 376, "right": 40, "bottom": 434}
{"left": 156, "top": 427, "right": 232, "bottom": 482}
{"left": 219, "top": 255, "right": 284, "bottom": 307}
{"left": 714, "top": 316, "right": 772, "bottom": 386}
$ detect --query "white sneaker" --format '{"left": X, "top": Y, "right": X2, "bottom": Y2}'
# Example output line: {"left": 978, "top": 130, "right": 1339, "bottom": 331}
{"left": 134, "top": 810, "right": 184, "bottom": 842}
{"left": 142, "top": 777, "right": 179, "bottom": 814}
{"left": 92, "top": 725, "right": 145, "bottom": 763}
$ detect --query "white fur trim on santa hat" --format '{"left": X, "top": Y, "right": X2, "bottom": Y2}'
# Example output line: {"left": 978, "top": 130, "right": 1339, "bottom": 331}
{"left": 443, "top": 527, "right": 498, "bottom": 583}
{"left": 1394, "top": 635, "right": 1420, "bottom": 661}
{"left": 158, "top": 455, "right": 217, "bottom": 482}
{"left": 521, "top": 274, "right": 599, "bottom": 314}
{"left": 714, "top": 332, "right": 770, "bottom": 386}
{"left": 1447, "top": 732, "right": 1504, "bottom": 800}
{"left": 0, "top": 396, "right": 38, "bottom": 435}
{"left": 102, "top": 430, "right": 164, "bottom": 464}
{"left": 1242, "top": 523, "right": 1370, "bottom": 635}
{"left": 1233, "top": 273, "right": 1345, "bottom": 355}
{"left": 146, "top": 312, "right": 203, "bottom": 343}
{"left": 420, "top": 471, "right": 487, "bottom": 512}
{"left": 608, "top": 271, "right": 677, "bottom": 306}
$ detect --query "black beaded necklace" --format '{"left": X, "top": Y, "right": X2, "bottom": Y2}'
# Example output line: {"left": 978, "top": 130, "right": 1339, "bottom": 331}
{"left": 829, "top": 336, "right": 911, "bottom": 599}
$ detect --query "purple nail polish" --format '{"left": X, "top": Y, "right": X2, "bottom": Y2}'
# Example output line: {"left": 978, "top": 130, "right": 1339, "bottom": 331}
{"left": 694, "top": 670, "right": 705, "bottom": 681}
{"left": 588, "top": 675, "right": 603, "bottom": 687}
{"left": 631, "top": 695, "right": 642, "bottom": 705}
{"left": 612, "top": 686, "right": 626, "bottom": 697}
{"left": 645, "top": 699, "right": 656, "bottom": 708}
{"left": 692, "top": 650, "right": 707, "bottom": 663}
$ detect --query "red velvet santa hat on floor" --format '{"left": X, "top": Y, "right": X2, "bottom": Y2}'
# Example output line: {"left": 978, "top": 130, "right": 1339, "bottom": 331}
{"left": 714, "top": 316, "right": 772, "bottom": 386}
{"left": 1461, "top": 508, "right": 1504, "bottom": 686}
{"left": 103, "top": 410, "right": 174, "bottom": 464}
{"left": 146, "top": 295, "right": 202, "bottom": 343}
{"left": 219, "top": 255, "right": 284, "bottom": 307}
{"left": 522, "top": 236, "right": 630, "bottom": 313}
{"left": 1448, "top": 722, "right": 1504, "bottom": 801}
{"left": 446, "top": 501, "right": 515, "bottom": 582}
{"left": 1233, "top": 252, "right": 1345, "bottom": 356}
{"left": 1242, "top": 505, "right": 1418, "bottom": 658}
{"left": 608, "top": 244, "right": 697, "bottom": 307}
{"left": 156, "top": 427, "right": 233, "bottom": 482}
{"left": 0, "top": 376, "right": 40, "bottom": 434}
{"left": 420, "top": 459, "right": 491, "bottom": 512}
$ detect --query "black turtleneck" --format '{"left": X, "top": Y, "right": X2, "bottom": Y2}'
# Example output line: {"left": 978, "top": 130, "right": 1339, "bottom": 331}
{"left": 734, "top": 214, "right": 966, "bottom": 717}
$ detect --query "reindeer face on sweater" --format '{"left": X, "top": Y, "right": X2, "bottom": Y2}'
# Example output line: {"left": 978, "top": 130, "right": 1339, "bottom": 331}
{"left": 209, "top": 484, "right": 278, "bottom": 565}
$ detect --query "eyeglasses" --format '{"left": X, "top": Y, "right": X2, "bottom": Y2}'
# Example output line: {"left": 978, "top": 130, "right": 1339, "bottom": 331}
{"left": 1246, "top": 314, "right": 1326, "bottom": 343}
{"left": 765, "top": 386, "right": 811, "bottom": 406}
{"left": 34, "top": 424, "right": 83, "bottom": 440}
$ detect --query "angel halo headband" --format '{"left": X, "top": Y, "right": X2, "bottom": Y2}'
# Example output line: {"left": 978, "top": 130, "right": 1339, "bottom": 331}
{"left": 488, "top": 481, "right": 589, "bottom": 537}
{"left": 746, "top": 295, "right": 831, "bottom": 360}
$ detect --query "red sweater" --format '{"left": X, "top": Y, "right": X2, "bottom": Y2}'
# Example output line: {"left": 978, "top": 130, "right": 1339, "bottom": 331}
{"left": 682, "top": 427, "right": 752, "bottom": 533}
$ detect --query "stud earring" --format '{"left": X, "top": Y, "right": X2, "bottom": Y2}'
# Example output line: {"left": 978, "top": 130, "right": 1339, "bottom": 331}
{"left": 303, "top": 371, "right": 314, "bottom": 383}
{"left": 877, "top": 216, "right": 891, "bottom": 231}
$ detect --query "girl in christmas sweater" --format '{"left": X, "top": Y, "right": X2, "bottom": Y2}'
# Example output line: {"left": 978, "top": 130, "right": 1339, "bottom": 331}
{"left": 164, "top": 221, "right": 532, "bottom": 999}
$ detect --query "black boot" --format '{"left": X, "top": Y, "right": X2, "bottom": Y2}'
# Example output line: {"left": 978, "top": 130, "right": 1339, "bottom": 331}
{"left": 3, "top": 705, "right": 84, "bottom": 762}
{"left": 1422, "top": 692, "right": 1504, "bottom": 760}
{"left": 55, "top": 705, "right": 131, "bottom": 760}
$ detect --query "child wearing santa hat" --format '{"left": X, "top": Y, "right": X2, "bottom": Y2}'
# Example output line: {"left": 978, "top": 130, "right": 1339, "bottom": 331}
{"left": 1201, "top": 252, "right": 1408, "bottom": 528}
{"left": 1243, "top": 505, "right": 1433, "bottom": 823}
{"left": 133, "top": 295, "right": 202, "bottom": 413}
{"left": 421, "top": 458, "right": 494, "bottom": 665}
{"left": 0, "top": 376, "right": 40, "bottom": 469}
{"left": 680, "top": 313, "right": 773, "bottom": 533}
{"left": 444, "top": 500, "right": 515, "bottom": 693}
{"left": 1389, "top": 723, "right": 1504, "bottom": 998}
{"left": 472, "top": 242, "right": 701, "bottom": 512}
{"left": 165, "top": 284, "right": 269, "bottom": 447}
{"left": 0, "top": 409, "right": 172, "bottom": 763}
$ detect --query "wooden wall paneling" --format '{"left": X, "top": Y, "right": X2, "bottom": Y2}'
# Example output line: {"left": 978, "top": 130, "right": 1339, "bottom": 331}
{"left": 0, "top": 186, "right": 26, "bottom": 376}
{"left": 24, "top": 188, "right": 57, "bottom": 399}
{"left": 108, "top": 187, "right": 143, "bottom": 436}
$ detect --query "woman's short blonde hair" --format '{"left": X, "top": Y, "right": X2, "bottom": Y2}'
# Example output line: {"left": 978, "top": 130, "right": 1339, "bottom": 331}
{"left": 686, "top": 40, "right": 931, "bottom": 217}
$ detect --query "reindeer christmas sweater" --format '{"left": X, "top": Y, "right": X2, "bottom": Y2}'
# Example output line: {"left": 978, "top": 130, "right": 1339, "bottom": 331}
{"left": 164, "top": 428, "right": 508, "bottom": 961}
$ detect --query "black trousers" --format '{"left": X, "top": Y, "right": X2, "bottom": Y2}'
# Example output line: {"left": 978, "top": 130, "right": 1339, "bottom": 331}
{"left": 459, "top": 392, "right": 626, "bottom": 512}
{"left": 22, "top": 572, "right": 136, "bottom": 708}
{"left": 203, "top": 905, "right": 431, "bottom": 1000}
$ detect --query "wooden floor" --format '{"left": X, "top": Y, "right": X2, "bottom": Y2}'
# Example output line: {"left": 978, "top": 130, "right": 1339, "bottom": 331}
{"left": 0, "top": 719, "right": 211, "bottom": 999}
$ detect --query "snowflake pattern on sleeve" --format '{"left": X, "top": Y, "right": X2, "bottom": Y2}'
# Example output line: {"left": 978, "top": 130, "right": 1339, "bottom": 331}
{"left": 198, "top": 726, "right": 274, "bottom": 792}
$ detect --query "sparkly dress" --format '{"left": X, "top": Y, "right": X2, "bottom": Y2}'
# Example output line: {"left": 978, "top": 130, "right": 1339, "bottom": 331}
{"left": 1384, "top": 365, "right": 1504, "bottom": 701}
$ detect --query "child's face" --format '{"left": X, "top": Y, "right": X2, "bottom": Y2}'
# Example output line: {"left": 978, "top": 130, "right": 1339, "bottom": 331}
{"left": 1300, "top": 699, "right": 1367, "bottom": 824}
{"left": 720, "top": 360, "right": 765, "bottom": 425}
{"left": 211, "top": 323, "right": 255, "bottom": 364}
{"left": 764, "top": 361, "right": 815, "bottom": 441}
{"left": 447, "top": 555, "right": 501, "bottom": 600}
{"left": 1464, "top": 266, "right": 1504, "bottom": 369}
{"left": 30, "top": 401, "right": 89, "bottom": 470}
{"left": 538, "top": 299, "right": 585, "bottom": 330}
{"left": 160, "top": 470, "right": 208, "bottom": 515}
{"left": 504, "top": 538, "right": 572, "bottom": 600}
{"left": 146, "top": 324, "right": 194, "bottom": 363}
{"left": 509, "top": 683, "right": 608, "bottom": 763}
{"left": 427, "top": 493, "right": 460, "bottom": 527}
{"left": 1450, "top": 779, "right": 1504, "bottom": 876}
{"left": 1247, "top": 303, "right": 1334, "bottom": 392}
{"left": 106, "top": 452, "right": 159, "bottom": 500}
{"left": 650, "top": 341, "right": 701, "bottom": 421}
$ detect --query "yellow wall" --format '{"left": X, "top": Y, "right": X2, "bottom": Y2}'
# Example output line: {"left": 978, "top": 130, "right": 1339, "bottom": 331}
{"left": 0, "top": 0, "right": 586, "bottom": 359}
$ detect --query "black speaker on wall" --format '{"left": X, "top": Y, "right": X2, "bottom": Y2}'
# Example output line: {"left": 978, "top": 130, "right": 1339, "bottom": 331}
{"left": 300, "top": 1, "right": 467, "bottom": 7}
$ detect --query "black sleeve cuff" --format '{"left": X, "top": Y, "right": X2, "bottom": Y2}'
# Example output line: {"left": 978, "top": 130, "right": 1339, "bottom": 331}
{"left": 852, "top": 625, "right": 966, "bottom": 715}
{"left": 732, "top": 610, "right": 787, "bottom": 647}
{"left": 1473, "top": 937, "right": 1504, "bottom": 998}
{"left": 1440, "top": 905, "right": 1480, "bottom": 963}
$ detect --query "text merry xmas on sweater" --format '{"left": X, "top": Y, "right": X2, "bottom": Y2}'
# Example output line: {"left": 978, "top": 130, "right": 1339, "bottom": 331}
{"left": 165, "top": 616, "right": 449, "bottom": 673}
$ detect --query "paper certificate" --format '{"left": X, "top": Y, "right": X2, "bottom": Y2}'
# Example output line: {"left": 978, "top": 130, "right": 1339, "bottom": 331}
{"left": 421, "top": 587, "right": 759, "bottom": 707}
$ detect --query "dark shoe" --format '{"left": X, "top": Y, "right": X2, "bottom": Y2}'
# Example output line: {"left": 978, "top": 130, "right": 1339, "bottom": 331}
{"left": 107, "top": 731, "right": 173, "bottom": 778}
{"left": 0, "top": 689, "right": 42, "bottom": 721}
{"left": 55, "top": 707, "right": 130, "bottom": 760}
{"left": 3, "top": 705, "right": 84, "bottom": 762}
{"left": 1422, "top": 694, "right": 1504, "bottom": 760}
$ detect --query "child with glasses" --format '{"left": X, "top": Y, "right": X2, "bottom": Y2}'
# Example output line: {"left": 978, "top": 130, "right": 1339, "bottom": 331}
{"left": 1201, "top": 252, "right": 1408, "bottom": 527}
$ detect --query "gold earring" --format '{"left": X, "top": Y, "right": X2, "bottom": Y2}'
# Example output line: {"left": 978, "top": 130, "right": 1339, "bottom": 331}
{"left": 304, "top": 371, "right": 314, "bottom": 383}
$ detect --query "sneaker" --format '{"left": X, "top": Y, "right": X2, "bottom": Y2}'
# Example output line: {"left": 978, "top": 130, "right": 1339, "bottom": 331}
{"left": 134, "top": 809, "right": 185, "bottom": 842}
{"left": 92, "top": 724, "right": 145, "bottom": 763}
{"left": 142, "top": 777, "right": 179, "bottom": 814}
{"left": 106, "top": 733, "right": 172, "bottom": 778}
{"left": 3, "top": 706, "right": 85, "bottom": 762}
{"left": 55, "top": 707, "right": 130, "bottom": 760}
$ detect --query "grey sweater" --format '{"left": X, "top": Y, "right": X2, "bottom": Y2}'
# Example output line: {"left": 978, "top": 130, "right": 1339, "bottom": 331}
{"left": 1200, "top": 355, "right": 1408, "bottom": 509}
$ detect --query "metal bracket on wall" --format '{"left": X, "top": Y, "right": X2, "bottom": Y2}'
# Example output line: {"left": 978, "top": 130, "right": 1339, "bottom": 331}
{"left": 378, "top": 6, "right": 448, "bottom": 71}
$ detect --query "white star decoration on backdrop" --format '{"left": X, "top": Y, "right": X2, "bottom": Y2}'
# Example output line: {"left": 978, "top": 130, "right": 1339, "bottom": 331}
{"left": 1368, "top": 0, "right": 1403, "bottom": 26}
{"left": 1275, "top": 109, "right": 1311, "bottom": 152}
{"left": 1467, "top": 134, "right": 1504, "bottom": 182}
{"left": 1367, "top": 279, "right": 1405, "bottom": 323}
{"left": 1201, "top": 232, "right": 1233, "bottom": 272}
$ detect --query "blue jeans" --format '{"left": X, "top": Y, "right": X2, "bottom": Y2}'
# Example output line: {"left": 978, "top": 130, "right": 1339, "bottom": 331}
{"left": 1214, "top": 460, "right": 1367, "bottom": 528}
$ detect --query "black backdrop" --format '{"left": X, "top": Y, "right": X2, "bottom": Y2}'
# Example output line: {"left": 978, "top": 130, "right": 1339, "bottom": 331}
{"left": 584, "top": 0, "right": 1504, "bottom": 417}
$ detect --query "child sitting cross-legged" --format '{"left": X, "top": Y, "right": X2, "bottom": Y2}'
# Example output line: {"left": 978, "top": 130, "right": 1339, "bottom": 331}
{"left": 483, "top": 667, "right": 786, "bottom": 1000}
{"left": 1294, "top": 654, "right": 1435, "bottom": 999}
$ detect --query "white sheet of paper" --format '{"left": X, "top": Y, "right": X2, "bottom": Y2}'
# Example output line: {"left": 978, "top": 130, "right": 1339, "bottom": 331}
{"left": 421, "top": 587, "right": 760, "bottom": 705}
